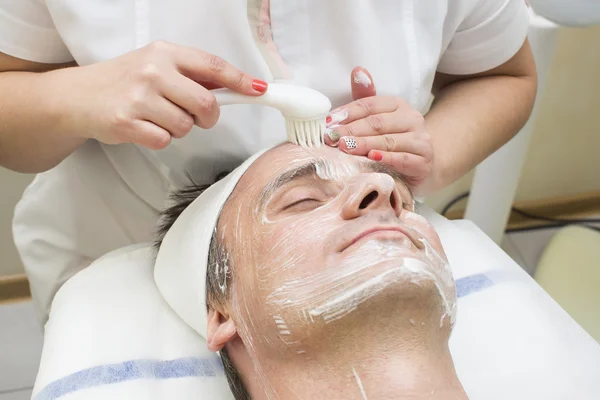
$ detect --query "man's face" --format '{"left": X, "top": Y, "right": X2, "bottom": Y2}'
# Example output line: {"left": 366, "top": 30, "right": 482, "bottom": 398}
{"left": 218, "top": 144, "right": 456, "bottom": 353}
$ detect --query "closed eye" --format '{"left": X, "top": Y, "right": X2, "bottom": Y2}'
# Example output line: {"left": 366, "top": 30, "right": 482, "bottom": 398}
{"left": 282, "top": 198, "right": 321, "bottom": 212}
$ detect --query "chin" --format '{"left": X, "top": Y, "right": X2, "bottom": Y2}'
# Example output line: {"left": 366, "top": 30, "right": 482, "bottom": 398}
{"left": 257, "top": 245, "right": 455, "bottom": 355}
{"left": 310, "top": 258, "right": 448, "bottom": 324}
{"left": 271, "top": 265, "right": 451, "bottom": 355}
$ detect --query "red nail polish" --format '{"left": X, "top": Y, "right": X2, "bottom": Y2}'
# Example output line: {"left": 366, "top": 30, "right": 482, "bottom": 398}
{"left": 326, "top": 116, "right": 332, "bottom": 124}
{"left": 372, "top": 151, "right": 383, "bottom": 162}
{"left": 252, "top": 79, "right": 268, "bottom": 93}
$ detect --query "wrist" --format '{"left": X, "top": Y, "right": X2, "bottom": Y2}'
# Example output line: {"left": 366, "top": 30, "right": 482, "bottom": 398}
{"left": 39, "top": 67, "right": 88, "bottom": 145}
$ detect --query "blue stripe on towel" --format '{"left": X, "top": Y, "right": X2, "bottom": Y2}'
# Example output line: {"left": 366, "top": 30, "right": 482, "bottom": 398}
{"left": 36, "top": 274, "right": 494, "bottom": 400}
{"left": 34, "top": 357, "right": 224, "bottom": 400}
{"left": 456, "top": 274, "right": 494, "bottom": 298}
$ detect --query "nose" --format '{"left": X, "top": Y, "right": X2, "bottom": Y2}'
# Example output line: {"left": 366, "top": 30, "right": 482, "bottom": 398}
{"left": 341, "top": 173, "right": 402, "bottom": 219}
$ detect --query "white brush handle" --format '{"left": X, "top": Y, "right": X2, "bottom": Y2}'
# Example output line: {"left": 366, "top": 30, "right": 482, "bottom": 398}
{"left": 212, "top": 89, "right": 264, "bottom": 106}
{"left": 212, "top": 83, "right": 331, "bottom": 120}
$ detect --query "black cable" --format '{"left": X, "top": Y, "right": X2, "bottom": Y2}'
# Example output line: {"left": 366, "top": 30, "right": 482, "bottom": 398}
{"left": 511, "top": 223, "right": 600, "bottom": 233}
{"left": 440, "top": 192, "right": 600, "bottom": 233}
{"left": 506, "top": 222, "right": 600, "bottom": 234}
{"left": 511, "top": 207, "right": 600, "bottom": 225}
{"left": 441, "top": 191, "right": 470, "bottom": 217}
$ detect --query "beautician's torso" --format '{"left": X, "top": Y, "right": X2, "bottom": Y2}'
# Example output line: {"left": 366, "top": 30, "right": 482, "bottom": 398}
{"left": 13, "top": 0, "right": 466, "bottom": 320}
{"left": 45, "top": 0, "right": 456, "bottom": 183}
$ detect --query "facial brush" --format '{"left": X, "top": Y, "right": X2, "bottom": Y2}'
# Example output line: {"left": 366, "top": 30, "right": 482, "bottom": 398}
{"left": 212, "top": 82, "right": 332, "bottom": 147}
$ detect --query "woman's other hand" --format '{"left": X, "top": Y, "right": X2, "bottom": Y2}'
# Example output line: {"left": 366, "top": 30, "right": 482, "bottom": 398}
{"left": 325, "top": 67, "right": 434, "bottom": 193}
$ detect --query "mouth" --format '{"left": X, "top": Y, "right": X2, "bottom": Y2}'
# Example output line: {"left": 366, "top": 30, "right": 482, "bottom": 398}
{"left": 341, "top": 226, "right": 417, "bottom": 253}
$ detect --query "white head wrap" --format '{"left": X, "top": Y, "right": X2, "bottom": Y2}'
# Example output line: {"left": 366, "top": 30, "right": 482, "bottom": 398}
{"left": 154, "top": 150, "right": 267, "bottom": 338}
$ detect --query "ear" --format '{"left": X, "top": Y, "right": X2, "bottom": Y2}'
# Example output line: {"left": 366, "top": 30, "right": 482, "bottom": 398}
{"left": 207, "top": 308, "right": 238, "bottom": 352}
{"left": 351, "top": 66, "right": 377, "bottom": 100}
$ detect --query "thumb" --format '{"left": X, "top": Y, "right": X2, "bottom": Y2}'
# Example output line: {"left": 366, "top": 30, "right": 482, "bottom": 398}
{"left": 351, "top": 67, "right": 376, "bottom": 100}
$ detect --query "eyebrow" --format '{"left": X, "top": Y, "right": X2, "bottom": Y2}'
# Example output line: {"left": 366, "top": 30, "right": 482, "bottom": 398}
{"left": 258, "top": 159, "right": 413, "bottom": 210}
{"left": 258, "top": 161, "right": 322, "bottom": 210}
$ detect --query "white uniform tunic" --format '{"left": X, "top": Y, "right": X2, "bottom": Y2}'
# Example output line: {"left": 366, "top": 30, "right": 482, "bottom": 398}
{"left": 0, "top": 0, "right": 529, "bottom": 322}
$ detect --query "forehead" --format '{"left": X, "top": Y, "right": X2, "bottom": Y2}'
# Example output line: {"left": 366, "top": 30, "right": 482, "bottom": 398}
{"left": 235, "top": 144, "right": 360, "bottom": 195}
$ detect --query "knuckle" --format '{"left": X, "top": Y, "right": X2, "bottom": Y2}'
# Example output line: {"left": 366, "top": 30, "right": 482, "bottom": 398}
{"left": 383, "top": 135, "right": 396, "bottom": 152}
{"left": 205, "top": 54, "right": 226, "bottom": 74}
{"left": 175, "top": 115, "right": 194, "bottom": 136}
{"left": 153, "top": 133, "right": 172, "bottom": 149}
{"left": 366, "top": 115, "right": 383, "bottom": 133}
{"left": 113, "top": 110, "right": 135, "bottom": 132}
{"left": 401, "top": 153, "right": 412, "bottom": 169}
{"left": 412, "top": 111, "right": 425, "bottom": 125}
{"left": 194, "top": 95, "right": 220, "bottom": 128}
{"left": 357, "top": 99, "right": 372, "bottom": 114}
{"left": 341, "top": 124, "right": 354, "bottom": 138}
{"left": 126, "top": 88, "right": 146, "bottom": 110}
{"left": 139, "top": 62, "right": 161, "bottom": 82}
{"left": 356, "top": 99, "right": 372, "bottom": 114}
{"left": 197, "top": 93, "right": 217, "bottom": 112}
{"left": 395, "top": 97, "right": 409, "bottom": 108}
{"left": 147, "top": 40, "right": 171, "bottom": 54}
{"left": 233, "top": 70, "right": 246, "bottom": 89}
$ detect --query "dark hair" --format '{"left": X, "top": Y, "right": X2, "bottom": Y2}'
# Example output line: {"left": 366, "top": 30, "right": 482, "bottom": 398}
{"left": 154, "top": 176, "right": 251, "bottom": 400}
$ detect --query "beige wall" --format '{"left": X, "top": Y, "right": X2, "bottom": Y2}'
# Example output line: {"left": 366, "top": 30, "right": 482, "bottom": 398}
{"left": 427, "top": 25, "right": 600, "bottom": 211}
{"left": 0, "top": 170, "right": 33, "bottom": 276}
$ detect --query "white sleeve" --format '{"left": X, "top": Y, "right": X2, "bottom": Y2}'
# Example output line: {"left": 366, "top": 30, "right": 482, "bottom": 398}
{"left": 0, "top": 0, "right": 73, "bottom": 63}
{"left": 437, "top": 0, "right": 530, "bottom": 75}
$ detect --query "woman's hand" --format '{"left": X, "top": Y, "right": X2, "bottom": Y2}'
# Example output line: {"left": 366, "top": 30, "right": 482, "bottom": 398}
{"left": 325, "top": 67, "right": 434, "bottom": 192}
{"left": 49, "top": 41, "right": 268, "bottom": 150}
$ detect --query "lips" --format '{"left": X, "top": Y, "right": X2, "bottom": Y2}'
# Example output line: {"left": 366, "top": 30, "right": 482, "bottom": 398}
{"left": 341, "top": 226, "right": 417, "bottom": 252}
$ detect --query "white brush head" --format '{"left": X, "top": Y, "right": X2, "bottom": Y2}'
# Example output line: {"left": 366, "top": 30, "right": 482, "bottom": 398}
{"left": 259, "top": 83, "right": 331, "bottom": 148}
{"left": 213, "top": 82, "right": 332, "bottom": 148}
{"left": 285, "top": 117, "right": 328, "bottom": 148}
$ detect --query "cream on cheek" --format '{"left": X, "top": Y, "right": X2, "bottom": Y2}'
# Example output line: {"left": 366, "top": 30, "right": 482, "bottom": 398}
{"left": 254, "top": 193, "right": 455, "bottom": 342}
{"left": 401, "top": 210, "right": 456, "bottom": 325}
{"left": 231, "top": 152, "right": 456, "bottom": 345}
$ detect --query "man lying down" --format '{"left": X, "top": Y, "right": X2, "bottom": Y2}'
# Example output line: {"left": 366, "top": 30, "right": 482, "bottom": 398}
{"left": 153, "top": 143, "right": 468, "bottom": 400}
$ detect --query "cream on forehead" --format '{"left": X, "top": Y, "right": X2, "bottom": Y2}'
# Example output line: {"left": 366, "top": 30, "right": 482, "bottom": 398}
{"left": 228, "top": 147, "right": 456, "bottom": 330}
{"left": 211, "top": 145, "right": 458, "bottom": 399}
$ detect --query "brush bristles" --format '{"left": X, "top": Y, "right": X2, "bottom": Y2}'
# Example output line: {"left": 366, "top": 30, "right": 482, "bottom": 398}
{"left": 286, "top": 118, "right": 327, "bottom": 148}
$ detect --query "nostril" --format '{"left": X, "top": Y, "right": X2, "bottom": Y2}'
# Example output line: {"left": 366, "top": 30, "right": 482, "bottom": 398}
{"left": 390, "top": 192, "right": 397, "bottom": 210}
{"left": 359, "top": 191, "right": 379, "bottom": 209}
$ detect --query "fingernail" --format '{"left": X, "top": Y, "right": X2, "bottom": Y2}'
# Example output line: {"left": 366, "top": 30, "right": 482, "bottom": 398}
{"left": 371, "top": 151, "right": 383, "bottom": 161}
{"left": 326, "top": 116, "right": 332, "bottom": 124}
{"left": 327, "top": 109, "right": 349, "bottom": 127}
{"left": 326, "top": 129, "right": 340, "bottom": 143}
{"left": 252, "top": 79, "right": 268, "bottom": 93}
{"left": 353, "top": 70, "right": 372, "bottom": 88}
{"left": 343, "top": 137, "right": 357, "bottom": 150}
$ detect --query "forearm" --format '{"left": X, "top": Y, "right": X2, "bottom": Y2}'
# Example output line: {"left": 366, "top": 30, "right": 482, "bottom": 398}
{"left": 0, "top": 69, "right": 86, "bottom": 173}
{"left": 425, "top": 69, "right": 537, "bottom": 193}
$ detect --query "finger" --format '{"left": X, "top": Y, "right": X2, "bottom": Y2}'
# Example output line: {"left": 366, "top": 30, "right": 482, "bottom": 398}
{"left": 129, "top": 120, "right": 172, "bottom": 150}
{"left": 174, "top": 45, "right": 268, "bottom": 96}
{"left": 327, "top": 111, "right": 419, "bottom": 142}
{"left": 328, "top": 96, "right": 399, "bottom": 129}
{"left": 338, "top": 133, "right": 429, "bottom": 157}
{"left": 160, "top": 74, "right": 221, "bottom": 128}
{"left": 196, "top": 81, "right": 222, "bottom": 90}
{"left": 351, "top": 66, "right": 376, "bottom": 100}
{"left": 142, "top": 96, "right": 195, "bottom": 138}
{"left": 367, "top": 150, "right": 431, "bottom": 178}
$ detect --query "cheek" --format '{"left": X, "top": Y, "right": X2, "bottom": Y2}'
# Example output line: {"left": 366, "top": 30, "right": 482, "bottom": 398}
{"left": 255, "top": 216, "right": 331, "bottom": 282}
{"left": 402, "top": 212, "right": 447, "bottom": 260}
